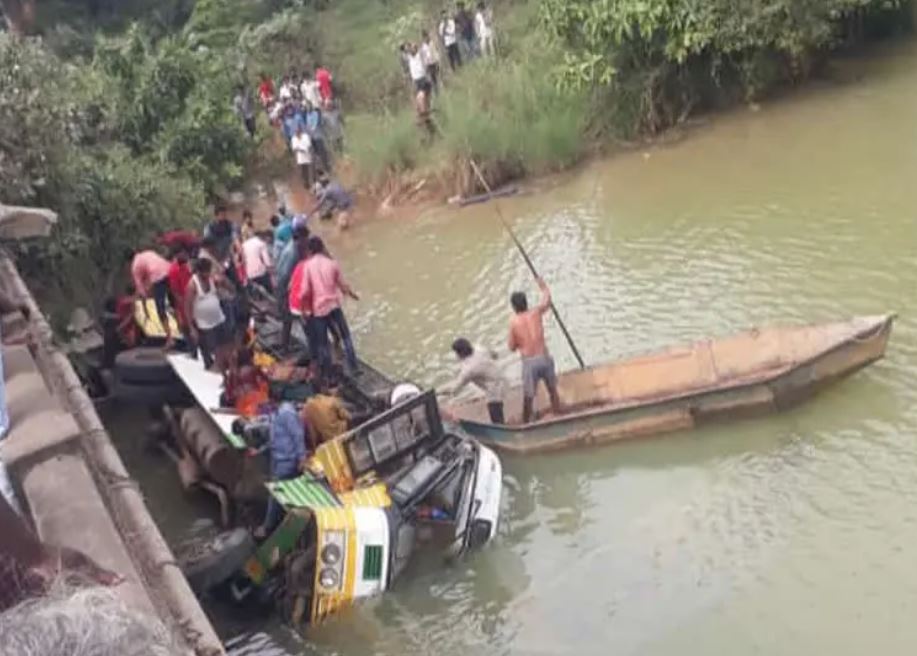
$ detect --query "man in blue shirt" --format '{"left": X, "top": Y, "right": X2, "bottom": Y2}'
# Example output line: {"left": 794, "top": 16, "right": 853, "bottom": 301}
{"left": 255, "top": 391, "right": 308, "bottom": 539}
{"left": 303, "top": 103, "right": 331, "bottom": 173}
{"left": 281, "top": 104, "right": 305, "bottom": 147}
{"left": 311, "top": 175, "right": 354, "bottom": 229}
{"left": 271, "top": 208, "right": 293, "bottom": 261}
{"left": 274, "top": 224, "right": 309, "bottom": 349}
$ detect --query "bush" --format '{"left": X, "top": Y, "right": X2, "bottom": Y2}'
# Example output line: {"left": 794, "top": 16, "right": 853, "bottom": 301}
{"left": 347, "top": 49, "right": 587, "bottom": 191}
{"left": 91, "top": 26, "right": 252, "bottom": 194}
{"left": 436, "top": 56, "right": 586, "bottom": 174}
{"left": 0, "top": 34, "right": 204, "bottom": 310}
{"left": 346, "top": 110, "right": 424, "bottom": 186}
{"left": 540, "top": 0, "right": 908, "bottom": 134}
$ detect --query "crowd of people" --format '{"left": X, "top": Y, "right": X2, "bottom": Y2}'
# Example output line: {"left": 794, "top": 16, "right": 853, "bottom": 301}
{"left": 119, "top": 202, "right": 366, "bottom": 538}
{"left": 124, "top": 200, "right": 358, "bottom": 377}
{"left": 230, "top": 2, "right": 499, "bottom": 188}
{"left": 233, "top": 65, "right": 346, "bottom": 200}
{"left": 399, "top": 2, "right": 497, "bottom": 130}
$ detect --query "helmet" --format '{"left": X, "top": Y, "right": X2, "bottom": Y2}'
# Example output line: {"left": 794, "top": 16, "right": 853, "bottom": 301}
{"left": 390, "top": 383, "right": 421, "bottom": 407}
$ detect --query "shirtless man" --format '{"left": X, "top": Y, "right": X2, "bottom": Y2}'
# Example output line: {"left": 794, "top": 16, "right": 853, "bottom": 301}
{"left": 508, "top": 278, "right": 561, "bottom": 423}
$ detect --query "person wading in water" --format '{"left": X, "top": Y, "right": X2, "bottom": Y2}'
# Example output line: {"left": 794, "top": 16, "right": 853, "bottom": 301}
{"left": 508, "top": 277, "right": 562, "bottom": 423}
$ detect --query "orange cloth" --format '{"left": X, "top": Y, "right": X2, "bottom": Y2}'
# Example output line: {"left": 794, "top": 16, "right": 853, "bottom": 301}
{"left": 236, "top": 380, "right": 269, "bottom": 418}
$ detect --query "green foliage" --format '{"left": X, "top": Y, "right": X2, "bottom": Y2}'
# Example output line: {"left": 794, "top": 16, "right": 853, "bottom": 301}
{"left": 347, "top": 50, "right": 588, "bottom": 189}
{"left": 347, "top": 110, "right": 423, "bottom": 184}
{"left": 0, "top": 34, "right": 205, "bottom": 308}
{"left": 434, "top": 56, "right": 587, "bottom": 174}
{"left": 539, "top": 0, "right": 907, "bottom": 133}
{"left": 20, "top": 148, "right": 204, "bottom": 300}
{"left": 90, "top": 25, "right": 252, "bottom": 193}
{"left": 0, "top": 37, "right": 70, "bottom": 203}
{"left": 237, "top": 8, "right": 319, "bottom": 77}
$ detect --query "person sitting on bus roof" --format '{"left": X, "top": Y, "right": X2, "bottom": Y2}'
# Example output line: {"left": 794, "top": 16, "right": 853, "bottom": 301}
{"left": 301, "top": 374, "right": 350, "bottom": 448}
{"left": 254, "top": 385, "right": 308, "bottom": 540}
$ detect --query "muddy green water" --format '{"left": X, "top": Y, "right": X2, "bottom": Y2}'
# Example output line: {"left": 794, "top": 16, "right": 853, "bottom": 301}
{"left": 112, "top": 40, "right": 917, "bottom": 655}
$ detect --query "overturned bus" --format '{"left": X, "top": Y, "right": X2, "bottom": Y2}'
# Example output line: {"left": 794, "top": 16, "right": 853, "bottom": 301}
{"left": 235, "top": 390, "right": 502, "bottom": 625}
{"left": 161, "top": 343, "right": 502, "bottom": 628}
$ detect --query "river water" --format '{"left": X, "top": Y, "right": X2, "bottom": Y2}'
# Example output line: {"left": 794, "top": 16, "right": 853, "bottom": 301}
{"left": 113, "top": 40, "right": 917, "bottom": 655}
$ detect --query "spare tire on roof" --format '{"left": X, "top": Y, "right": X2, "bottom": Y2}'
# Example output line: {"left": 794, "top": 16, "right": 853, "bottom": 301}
{"left": 113, "top": 376, "right": 191, "bottom": 407}
{"left": 115, "top": 347, "right": 176, "bottom": 384}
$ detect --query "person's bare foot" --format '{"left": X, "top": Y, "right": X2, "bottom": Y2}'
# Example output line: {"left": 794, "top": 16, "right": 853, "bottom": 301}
{"left": 37, "top": 546, "right": 125, "bottom": 587}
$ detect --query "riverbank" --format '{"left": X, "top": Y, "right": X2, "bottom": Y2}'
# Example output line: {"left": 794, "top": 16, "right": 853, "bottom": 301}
{"left": 327, "top": 0, "right": 914, "bottom": 199}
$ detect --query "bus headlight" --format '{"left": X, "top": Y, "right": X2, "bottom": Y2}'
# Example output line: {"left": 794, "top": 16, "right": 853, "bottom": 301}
{"left": 317, "top": 530, "right": 345, "bottom": 591}
{"left": 321, "top": 543, "right": 342, "bottom": 565}
{"left": 319, "top": 567, "right": 339, "bottom": 589}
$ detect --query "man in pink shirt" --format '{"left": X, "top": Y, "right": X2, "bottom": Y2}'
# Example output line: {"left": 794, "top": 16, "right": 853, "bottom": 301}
{"left": 299, "top": 236, "right": 359, "bottom": 376}
{"left": 131, "top": 249, "right": 174, "bottom": 346}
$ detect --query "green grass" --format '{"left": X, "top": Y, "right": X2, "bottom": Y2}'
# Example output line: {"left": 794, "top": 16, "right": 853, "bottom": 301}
{"left": 312, "top": 0, "right": 588, "bottom": 190}
{"left": 346, "top": 110, "right": 423, "bottom": 184}
{"left": 346, "top": 46, "right": 588, "bottom": 191}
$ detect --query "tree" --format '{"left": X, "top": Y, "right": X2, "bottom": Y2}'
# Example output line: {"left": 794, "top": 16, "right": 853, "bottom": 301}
{"left": 0, "top": 34, "right": 204, "bottom": 307}
{"left": 1, "top": 0, "right": 36, "bottom": 35}
{"left": 539, "top": 0, "right": 905, "bottom": 133}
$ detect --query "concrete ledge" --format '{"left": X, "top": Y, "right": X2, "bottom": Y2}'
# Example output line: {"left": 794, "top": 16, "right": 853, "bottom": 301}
{"left": 0, "top": 204, "right": 57, "bottom": 240}
{"left": 0, "top": 253, "right": 224, "bottom": 656}
{"left": 19, "top": 451, "right": 152, "bottom": 613}
{"left": 0, "top": 407, "right": 82, "bottom": 468}
{"left": 0, "top": 345, "right": 81, "bottom": 467}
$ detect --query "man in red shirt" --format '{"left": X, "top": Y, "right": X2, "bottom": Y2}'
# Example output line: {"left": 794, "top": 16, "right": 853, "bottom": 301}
{"left": 315, "top": 64, "right": 333, "bottom": 103}
{"left": 258, "top": 72, "right": 275, "bottom": 107}
{"left": 166, "top": 247, "right": 193, "bottom": 339}
{"left": 508, "top": 278, "right": 561, "bottom": 423}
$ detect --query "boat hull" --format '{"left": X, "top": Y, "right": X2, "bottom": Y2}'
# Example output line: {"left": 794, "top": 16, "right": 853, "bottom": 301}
{"left": 457, "top": 315, "right": 894, "bottom": 455}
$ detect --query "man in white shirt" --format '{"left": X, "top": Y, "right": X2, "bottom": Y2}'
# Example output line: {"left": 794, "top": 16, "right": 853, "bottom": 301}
{"left": 421, "top": 30, "right": 441, "bottom": 93}
{"left": 438, "top": 10, "right": 461, "bottom": 71}
{"left": 407, "top": 42, "right": 431, "bottom": 96}
{"left": 440, "top": 338, "right": 507, "bottom": 424}
{"left": 278, "top": 76, "right": 294, "bottom": 102}
{"left": 475, "top": 2, "right": 495, "bottom": 57}
{"left": 300, "top": 74, "right": 322, "bottom": 109}
{"left": 291, "top": 125, "right": 314, "bottom": 188}
{"left": 242, "top": 231, "right": 273, "bottom": 292}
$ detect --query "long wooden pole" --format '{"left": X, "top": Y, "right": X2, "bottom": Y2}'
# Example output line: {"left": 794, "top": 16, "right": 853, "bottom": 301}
{"left": 468, "top": 159, "right": 586, "bottom": 370}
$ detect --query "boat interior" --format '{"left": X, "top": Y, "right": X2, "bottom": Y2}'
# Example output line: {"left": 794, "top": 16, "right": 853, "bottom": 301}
{"left": 450, "top": 316, "right": 891, "bottom": 427}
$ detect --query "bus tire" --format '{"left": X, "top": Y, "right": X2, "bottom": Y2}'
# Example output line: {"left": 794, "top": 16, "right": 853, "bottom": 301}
{"left": 113, "top": 377, "right": 190, "bottom": 406}
{"left": 115, "top": 348, "right": 176, "bottom": 385}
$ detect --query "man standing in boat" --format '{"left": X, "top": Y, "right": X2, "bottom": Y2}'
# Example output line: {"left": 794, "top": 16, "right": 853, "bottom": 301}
{"left": 508, "top": 278, "right": 562, "bottom": 423}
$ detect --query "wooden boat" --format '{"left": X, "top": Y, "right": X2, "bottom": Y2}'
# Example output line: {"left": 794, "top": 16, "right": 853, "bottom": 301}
{"left": 449, "top": 314, "right": 895, "bottom": 454}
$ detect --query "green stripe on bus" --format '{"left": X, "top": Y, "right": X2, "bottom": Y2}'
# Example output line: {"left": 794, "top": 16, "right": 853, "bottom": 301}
{"left": 269, "top": 476, "right": 341, "bottom": 509}
{"left": 362, "top": 545, "right": 382, "bottom": 580}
